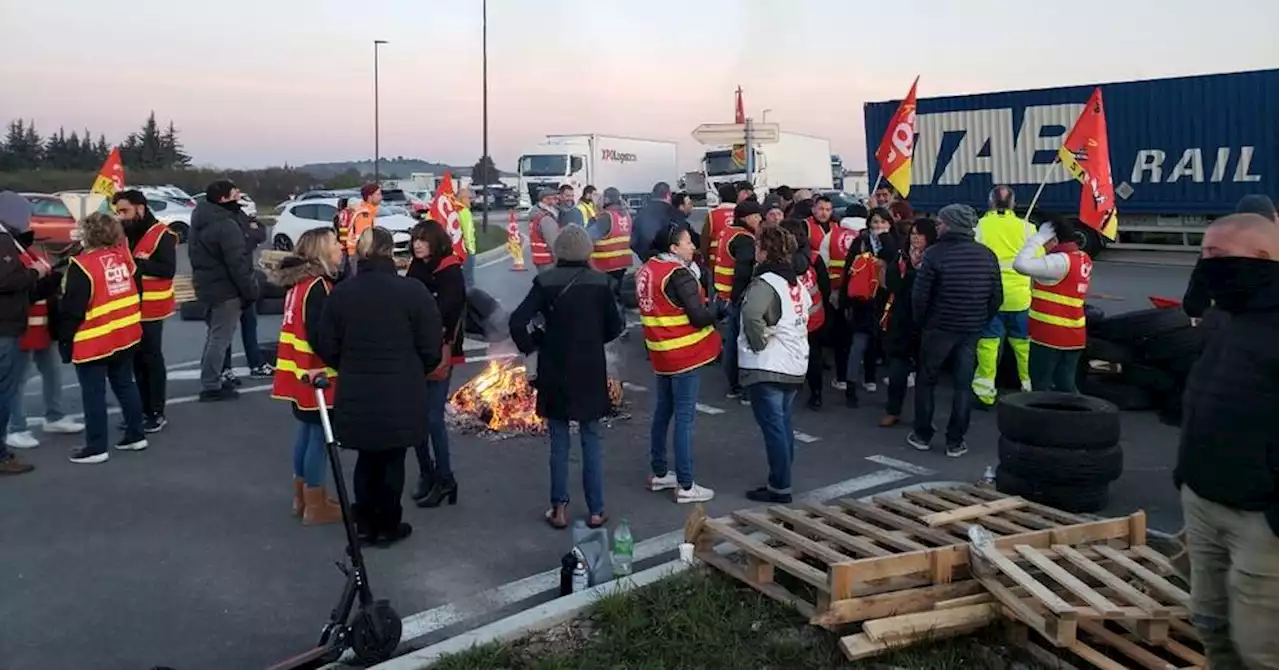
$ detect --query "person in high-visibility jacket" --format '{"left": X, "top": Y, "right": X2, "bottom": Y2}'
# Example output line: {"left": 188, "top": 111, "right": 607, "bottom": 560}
{"left": 637, "top": 223, "right": 720, "bottom": 504}
{"left": 57, "top": 212, "right": 146, "bottom": 464}
{"left": 586, "top": 187, "right": 635, "bottom": 315}
{"left": 115, "top": 189, "right": 177, "bottom": 434}
{"left": 973, "top": 185, "right": 1036, "bottom": 407}
{"left": 698, "top": 183, "right": 739, "bottom": 294}
{"left": 713, "top": 200, "right": 763, "bottom": 399}
{"left": 804, "top": 195, "right": 836, "bottom": 254}
{"left": 1013, "top": 219, "right": 1093, "bottom": 394}
{"left": 345, "top": 183, "right": 381, "bottom": 276}
{"left": 529, "top": 187, "right": 562, "bottom": 272}
{"left": 269, "top": 227, "right": 344, "bottom": 526}
{"left": 455, "top": 187, "right": 478, "bottom": 288}
{"left": 576, "top": 185, "right": 599, "bottom": 225}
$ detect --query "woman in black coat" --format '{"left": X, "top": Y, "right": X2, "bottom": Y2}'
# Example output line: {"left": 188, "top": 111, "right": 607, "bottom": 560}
{"left": 405, "top": 220, "right": 467, "bottom": 509}
{"left": 318, "top": 227, "right": 443, "bottom": 547}
{"left": 509, "top": 225, "right": 624, "bottom": 530}
{"left": 878, "top": 217, "right": 937, "bottom": 427}
{"left": 838, "top": 207, "right": 895, "bottom": 408}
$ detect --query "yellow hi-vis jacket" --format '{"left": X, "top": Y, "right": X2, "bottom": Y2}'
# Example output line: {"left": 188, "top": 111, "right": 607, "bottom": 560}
{"left": 976, "top": 210, "right": 1037, "bottom": 312}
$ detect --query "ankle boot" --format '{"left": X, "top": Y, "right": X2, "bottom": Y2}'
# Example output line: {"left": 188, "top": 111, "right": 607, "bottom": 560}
{"left": 292, "top": 477, "right": 305, "bottom": 517}
{"left": 417, "top": 477, "right": 459, "bottom": 508}
{"left": 302, "top": 486, "right": 343, "bottom": 525}
{"left": 411, "top": 472, "right": 435, "bottom": 502}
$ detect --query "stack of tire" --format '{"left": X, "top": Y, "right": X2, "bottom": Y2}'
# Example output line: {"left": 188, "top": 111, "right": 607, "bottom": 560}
{"left": 995, "top": 392, "right": 1123, "bottom": 513}
{"left": 1080, "top": 306, "right": 1205, "bottom": 423}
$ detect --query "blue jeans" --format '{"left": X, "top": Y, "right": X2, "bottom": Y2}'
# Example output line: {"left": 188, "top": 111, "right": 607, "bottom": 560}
{"left": 77, "top": 352, "right": 145, "bottom": 455}
{"left": 8, "top": 346, "right": 65, "bottom": 432}
{"left": 463, "top": 254, "right": 476, "bottom": 289}
{"left": 548, "top": 418, "right": 604, "bottom": 515}
{"left": 747, "top": 382, "right": 798, "bottom": 494}
{"left": 650, "top": 369, "right": 700, "bottom": 488}
{"left": 414, "top": 371, "right": 454, "bottom": 480}
{"left": 292, "top": 421, "right": 327, "bottom": 486}
{"left": 720, "top": 301, "right": 741, "bottom": 390}
{"left": 0, "top": 337, "right": 22, "bottom": 459}
{"left": 1029, "top": 343, "right": 1082, "bottom": 393}
{"left": 223, "top": 303, "right": 264, "bottom": 370}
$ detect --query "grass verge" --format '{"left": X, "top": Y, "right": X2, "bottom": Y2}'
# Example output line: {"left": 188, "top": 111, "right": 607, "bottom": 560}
{"left": 473, "top": 219, "right": 514, "bottom": 254}
{"left": 434, "top": 569, "right": 1035, "bottom": 670}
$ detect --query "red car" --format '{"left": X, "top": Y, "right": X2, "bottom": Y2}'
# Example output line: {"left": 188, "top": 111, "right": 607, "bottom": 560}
{"left": 22, "top": 193, "right": 91, "bottom": 257}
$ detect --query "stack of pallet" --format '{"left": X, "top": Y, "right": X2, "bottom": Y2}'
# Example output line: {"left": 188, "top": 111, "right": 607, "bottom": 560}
{"left": 690, "top": 485, "right": 1203, "bottom": 669}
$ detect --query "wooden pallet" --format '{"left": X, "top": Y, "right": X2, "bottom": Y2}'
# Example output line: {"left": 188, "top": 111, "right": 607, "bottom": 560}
{"left": 173, "top": 275, "right": 195, "bottom": 303}
{"left": 693, "top": 484, "right": 1148, "bottom": 629}
{"left": 971, "top": 538, "right": 1191, "bottom": 649}
{"left": 1011, "top": 618, "right": 1206, "bottom": 670}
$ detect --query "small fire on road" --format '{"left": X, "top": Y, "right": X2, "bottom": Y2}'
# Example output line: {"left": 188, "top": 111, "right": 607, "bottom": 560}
{"left": 448, "top": 360, "right": 626, "bottom": 437}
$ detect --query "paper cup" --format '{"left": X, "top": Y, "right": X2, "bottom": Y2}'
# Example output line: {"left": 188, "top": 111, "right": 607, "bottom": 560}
{"left": 678, "top": 542, "right": 695, "bottom": 565}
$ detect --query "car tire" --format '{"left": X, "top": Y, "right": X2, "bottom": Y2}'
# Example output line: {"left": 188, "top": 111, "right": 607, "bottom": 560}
{"left": 1077, "top": 376, "right": 1155, "bottom": 411}
{"left": 1120, "top": 363, "right": 1177, "bottom": 395}
{"left": 995, "top": 464, "right": 1110, "bottom": 514}
{"left": 1090, "top": 308, "right": 1189, "bottom": 345}
{"left": 1140, "top": 326, "right": 1206, "bottom": 362}
{"left": 996, "top": 391, "right": 1121, "bottom": 451}
{"left": 256, "top": 297, "right": 285, "bottom": 315}
{"left": 1084, "top": 337, "right": 1134, "bottom": 365}
{"left": 178, "top": 301, "right": 206, "bottom": 322}
{"left": 257, "top": 270, "right": 286, "bottom": 300}
{"left": 997, "top": 436, "right": 1123, "bottom": 487}
{"left": 1073, "top": 223, "right": 1105, "bottom": 258}
{"left": 168, "top": 221, "right": 190, "bottom": 243}
{"left": 273, "top": 234, "right": 294, "bottom": 252}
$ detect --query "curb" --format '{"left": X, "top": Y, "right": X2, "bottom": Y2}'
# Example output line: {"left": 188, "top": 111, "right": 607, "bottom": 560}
{"left": 371, "top": 560, "right": 691, "bottom": 669}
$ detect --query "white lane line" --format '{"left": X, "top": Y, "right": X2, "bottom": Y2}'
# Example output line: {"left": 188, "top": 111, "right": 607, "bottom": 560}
{"left": 793, "top": 431, "right": 820, "bottom": 444}
{"left": 26, "top": 354, "right": 248, "bottom": 395}
{"left": 462, "top": 339, "right": 487, "bottom": 352}
{"left": 621, "top": 382, "right": 647, "bottom": 393}
{"left": 694, "top": 403, "right": 724, "bottom": 415}
{"left": 865, "top": 454, "right": 938, "bottom": 477}
{"left": 385, "top": 468, "right": 912, "bottom": 649}
{"left": 477, "top": 255, "right": 513, "bottom": 270}
{"left": 463, "top": 353, "right": 519, "bottom": 364}
{"left": 42, "top": 383, "right": 275, "bottom": 424}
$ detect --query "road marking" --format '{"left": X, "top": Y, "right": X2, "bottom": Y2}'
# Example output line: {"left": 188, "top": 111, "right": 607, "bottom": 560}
{"left": 621, "top": 382, "right": 647, "bottom": 393}
{"left": 38, "top": 383, "right": 275, "bottom": 425}
{"left": 802, "top": 468, "right": 912, "bottom": 501}
{"left": 793, "top": 431, "right": 820, "bottom": 444}
{"left": 865, "top": 454, "right": 938, "bottom": 477}
{"left": 463, "top": 352, "right": 519, "bottom": 364}
{"left": 694, "top": 403, "right": 724, "bottom": 415}
{"left": 477, "top": 255, "right": 512, "bottom": 270}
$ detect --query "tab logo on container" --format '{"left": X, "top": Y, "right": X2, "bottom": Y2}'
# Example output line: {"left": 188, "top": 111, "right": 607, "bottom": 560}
{"left": 601, "top": 149, "right": 638, "bottom": 163}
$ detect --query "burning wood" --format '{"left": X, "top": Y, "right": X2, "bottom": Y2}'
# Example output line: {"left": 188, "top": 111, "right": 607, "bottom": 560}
{"left": 448, "top": 360, "right": 627, "bottom": 438}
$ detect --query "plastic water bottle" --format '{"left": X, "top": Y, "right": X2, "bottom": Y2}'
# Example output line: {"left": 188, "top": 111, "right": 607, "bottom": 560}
{"left": 612, "top": 519, "right": 634, "bottom": 577}
{"left": 571, "top": 547, "right": 589, "bottom": 593}
{"left": 982, "top": 465, "right": 996, "bottom": 487}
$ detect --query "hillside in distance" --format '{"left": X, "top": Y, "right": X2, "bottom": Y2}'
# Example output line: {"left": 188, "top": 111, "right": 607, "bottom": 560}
{"left": 297, "top": 157, "right": 515, "bottom": 179}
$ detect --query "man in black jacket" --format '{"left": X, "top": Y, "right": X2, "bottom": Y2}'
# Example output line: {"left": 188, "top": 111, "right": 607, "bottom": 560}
{"left": 114, "top": 190, "right": 177, "bottom": 432}
{"left": 189, "top": 179, "right": 258, "bottom": 402}
{"left": 1175, "top": 213, "right": 1278, "bottom": 670}
{"left": 908, "top": 204, "right": 1001, "bottom": 457}
{"left": 630, "top": 182, "right": 676, "bottom": 262}
{"left": 0, "top": 192, "right": 46, "bottom": 475}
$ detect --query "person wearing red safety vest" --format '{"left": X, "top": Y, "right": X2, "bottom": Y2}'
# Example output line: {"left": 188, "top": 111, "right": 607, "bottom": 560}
{"left": 1013, "top": 218, "right": 1094, "bottom": 394}
{"left": 586, "top": 187, "right": 636, "bottom": 319}
{"left": 270, "top": 227, "right": 344, "bottom": 526}
{"left": 713, "top": 200, "right": 762, "bottom": 399}
{"left": 819, "top": 204, "right": 866, "bottom": 395}
{"left": 58, "top": 212, "right": 146, "bottom": 464}
{"left": 805, "top": 195, "right": 836, "bottom": 255}
{"left": 697, "top": 184, "right": 739, "bottom": 289}
{"left": 781, "top": 219, "right": 830, "bottom": 410}
{"left": 333, "top": 196, "right": 353, "bottom": 262}
{"left": 637, "top": 223, "right": 720, "bottom": 504}
{"left": 114, "top": 189, "right": 178, "bottom": 433}
{"left": 528, "top": 188, "right": 562, "bottom": 272}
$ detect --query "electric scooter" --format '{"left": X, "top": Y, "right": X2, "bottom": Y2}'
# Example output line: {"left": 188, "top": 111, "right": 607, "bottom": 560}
{"left": 267, "top": 377, "right": 402, "bottom": 669}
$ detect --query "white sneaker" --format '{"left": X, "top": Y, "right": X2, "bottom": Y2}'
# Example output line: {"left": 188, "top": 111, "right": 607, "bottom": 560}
{"left": 648, "top": 471, "right": 679, "bottom": 492}
{"left": 43, "top": 417, "right": 85, "bottom": 434}
{"left": 5, "top": 431, "right": 39, "bottom": 450}
{"left": 1020, "top": 380, "right": 1032, "bottom": 392}
{"left": 830, "top": 380, "right": 848, "bottom": 391}
{"left": 863, "top": 382, "right": 878, "bottom": 393}
{"left": 676, "top": 483, "right": 715, "bottom": 504}
{"left": 907, "top": 372, "right": 916, "bottom": 388}
{"left": 115, "top": 438, "right": 149, "bottom": 451}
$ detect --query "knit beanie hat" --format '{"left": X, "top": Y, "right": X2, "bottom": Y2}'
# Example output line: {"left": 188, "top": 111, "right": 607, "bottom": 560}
{"left": 553, "top": 224, "right": 594, "bottom": 263}
{"left": 937, "top": 204, "right": 978, "bottom": 237}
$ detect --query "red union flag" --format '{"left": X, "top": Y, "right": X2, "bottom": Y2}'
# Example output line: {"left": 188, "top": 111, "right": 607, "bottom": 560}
{"left": 429, "top": 171, "right": 467, "bottom": 259}
{"left": 731, "top": 86, "right": 748, "bottom": 169}
{"left": 874, "top": 77, "right": 919, "bottom": 198}
{"left": 90, "top": 147, "right": 125, "bottom": 198}
{"left": 1058, "top": 88, "right": 1119, "bottom": 241}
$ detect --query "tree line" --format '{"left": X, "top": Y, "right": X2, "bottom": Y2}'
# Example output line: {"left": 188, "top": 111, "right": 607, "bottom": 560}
{"left": 0, "top": 112, "right": 191, "bottom": 173}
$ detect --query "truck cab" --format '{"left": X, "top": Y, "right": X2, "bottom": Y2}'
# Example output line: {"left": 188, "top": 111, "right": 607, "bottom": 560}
{"left": 702, "top": 146, "right": 759, "bottom": 206}
{"left": 516, "top": 142, "right": 588, "bottom": 209}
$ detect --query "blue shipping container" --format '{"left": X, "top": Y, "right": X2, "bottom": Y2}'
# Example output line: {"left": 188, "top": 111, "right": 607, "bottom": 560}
{"left": 863, "top": 69, "right": 1278, "bottom": 216}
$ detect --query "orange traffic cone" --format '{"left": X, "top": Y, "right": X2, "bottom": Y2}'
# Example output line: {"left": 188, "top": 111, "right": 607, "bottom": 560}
{"left": 508, "top": 211, "right": 527, "bottom": 271}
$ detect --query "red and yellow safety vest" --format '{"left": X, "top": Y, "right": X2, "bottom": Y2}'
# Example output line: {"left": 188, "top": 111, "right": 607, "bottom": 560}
{"left": 134, "top": 222, "right": 176, "bottom": 321}
{"left": 636, "top": 257, "right": 721, "bottom": 375}
{"left": 798, "top": 252, "right": 825, "bottom": 332}
{"left": 712, "top": 226, "right": 753, "bottom": 300}
{"left": 70, "top": 247, "right": 142, "bottom": 364}
{"left": 825, "top": 227, "right": 859, "bottom": 289}
{"left": 529, "top": 209, "right": 554, "bottom": 266}
{"left": 805, "top": 217, "right": 827, "bottom": 254}
{"left": 704, "top": 206, "right": 735, "bottom": 274}
{"left": 1029, "top": 250, "right": 1093, "bottom": 350}
{"left": 334, "top": 208, "right": 353, "bottom": 250}
{"left": 590, "top": 210, "right": 633, "bottom": 273}
{"left": 271, "top": 275, "right": 338, "bottom": 410}
{"left": 346, "top": 202, "right": 377, "bottom": 255}
{"left": 18, "top": 247, "right": 50, "bottom": 351}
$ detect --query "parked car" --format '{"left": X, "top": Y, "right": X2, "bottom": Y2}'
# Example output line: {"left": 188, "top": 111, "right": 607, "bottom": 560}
{"left": 271, "top": 198, "right": 413, "bottom": 254}
{"left": 381, "top": 188, "right": 427, "bottom": 214}
{"left": 21, "top": 193, "right": 79, "bottom": 247}
{"left": 147, "top": 197, "right": 196, "bottom": 242}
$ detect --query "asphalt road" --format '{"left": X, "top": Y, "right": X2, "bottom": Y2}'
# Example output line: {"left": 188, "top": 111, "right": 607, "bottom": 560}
{"left": 0, "top": 240, "right": 1194, "bottom": 670}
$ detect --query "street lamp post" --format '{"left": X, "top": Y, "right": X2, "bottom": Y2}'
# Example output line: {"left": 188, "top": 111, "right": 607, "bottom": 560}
{"left": 373, "top": 39, "right": 388, "bottom": 183}
{"left": 481, "top": 0, "right": 489, "bottom": 233}
{"left": 761, "top": 108, "right": 773, "bottom": 123}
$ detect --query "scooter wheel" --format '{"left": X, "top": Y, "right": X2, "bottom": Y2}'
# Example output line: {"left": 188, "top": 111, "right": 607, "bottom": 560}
{"left": 350, "top": 600, "right": 402, "bottom": 664}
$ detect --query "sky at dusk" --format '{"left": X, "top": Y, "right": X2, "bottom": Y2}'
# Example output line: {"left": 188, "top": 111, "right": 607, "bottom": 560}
{"left": 3, "top": 0, "right": 1277, "bottom": 172}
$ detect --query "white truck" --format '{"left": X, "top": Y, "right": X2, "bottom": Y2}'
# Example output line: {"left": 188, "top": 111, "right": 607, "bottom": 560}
{"left": 516, "top": 134, "right": 679, "bottom": 209}
{"left": 702, "top": 131, "right": 833, "bottom": 205}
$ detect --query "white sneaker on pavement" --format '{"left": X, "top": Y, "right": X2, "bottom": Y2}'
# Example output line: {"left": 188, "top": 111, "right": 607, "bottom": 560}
{"left": 830, "top": 380, "right": 847, "bottom": 391}
{"left": 648, "top": 471, "right": 679, "bottom": 492}
{"left": 676, "top": 483, "right": 715, "bottom": 504}
{"left": 43, "top": 417, "right": 85, "bottom": 434}
{"left": 5, "top": 431, "right": 39, "bottom": 449}
{"left": 907, "top": 372, "right": 916, "bottom": 388}
{"left": 863, "top": 382, "right": 878, "bottom": 392}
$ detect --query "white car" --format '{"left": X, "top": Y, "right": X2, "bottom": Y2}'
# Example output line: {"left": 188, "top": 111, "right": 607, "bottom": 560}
{"left": 137, "top": 185, "right": 256, "bottom": 217}
{"left": 271, "top": 198, "right": 413, "bottom": 254}
{"left": 145, "top": 196, "right": 196, "bottom": 242}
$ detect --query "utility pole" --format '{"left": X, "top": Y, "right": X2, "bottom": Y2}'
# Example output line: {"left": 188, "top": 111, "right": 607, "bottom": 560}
{"left": 481, "top": 0, "right": 489, "bottom": 232}
{"left": 373, "top": 39, "right": 388, "bottom": 183}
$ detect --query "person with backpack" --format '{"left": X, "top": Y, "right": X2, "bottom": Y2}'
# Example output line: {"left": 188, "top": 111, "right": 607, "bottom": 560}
{"left": 837, "top": 207, "right": 893, "bottom": 408}
{"left": 820, "top": 204, "right": 866, "bottom": 394}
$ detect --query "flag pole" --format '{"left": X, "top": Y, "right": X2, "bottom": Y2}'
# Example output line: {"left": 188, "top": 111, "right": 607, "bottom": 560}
{"left": 1023, "top": 160, "right": 1060, "bottom": 222}
{"left": 868, "top": 173, "right": 883, "bottom": 201}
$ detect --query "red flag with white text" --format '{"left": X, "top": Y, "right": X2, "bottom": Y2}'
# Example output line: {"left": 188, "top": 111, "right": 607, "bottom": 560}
{"left": 90, "top": 147, "right": 125, "bottom": 199}
{"left": 1057, "top": 88, "right": 1119, "bottom": 241}
{"left": 429, "top": 171, "right": 467, "bottom": 259}
{"left": 874, "top": 77, "right": 919, "bottom": 198}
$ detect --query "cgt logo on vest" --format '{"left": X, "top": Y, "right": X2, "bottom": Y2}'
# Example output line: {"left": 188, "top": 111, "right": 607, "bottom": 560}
{"left": 102, "top": 256, "right": 133, "bottom": 297}
{"left": 601, "top": 149, "right": 637, "bottom": 163}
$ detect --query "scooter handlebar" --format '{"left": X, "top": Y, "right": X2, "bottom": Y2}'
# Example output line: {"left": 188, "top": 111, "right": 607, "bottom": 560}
{"left": 308, "top": 374, "right": 331, "bottom": 390}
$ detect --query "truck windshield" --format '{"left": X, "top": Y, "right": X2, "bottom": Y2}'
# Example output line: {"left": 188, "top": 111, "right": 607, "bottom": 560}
{"left": 518, "top": 155, "right": 569, "bottom": 177}
{"left": 704, "top": 150, "right": 746, "bottom": 177}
